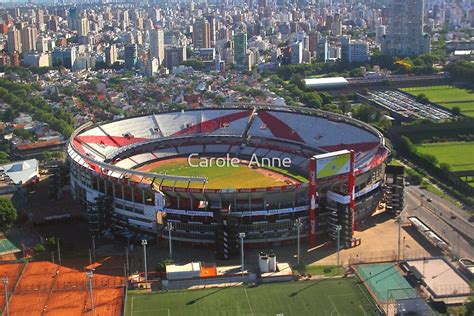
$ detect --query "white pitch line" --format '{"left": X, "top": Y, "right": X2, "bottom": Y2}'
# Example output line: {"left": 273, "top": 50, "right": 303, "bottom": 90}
{"left": 243, "top": 287, "right": 254, "bottom": 315}
{"left": 359, "top": 305, "right": 368, "bottom": 316}
{"left": 327, "top": 295, "right": 340, "bottom": 316}
{"left": 356, "top": 281, "right": 377, "bottom": 311}
{"left": 131, "top": 308, "right": 171, "bottom": 315}
{"left": 131, "top": 296, "right": 134, "bottom": 316}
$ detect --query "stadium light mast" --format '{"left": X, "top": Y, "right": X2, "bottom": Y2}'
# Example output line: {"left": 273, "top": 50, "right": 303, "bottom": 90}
{"left": 335, "top": 225, "right": 342, "bottom": 267}
{"left": 142, "top": 239, "right": 148, "bottom": 287}
{"left": 294, "top": 219, "right": 303, "bottom": 265}
{"left": 396, "top": 216, "right": 402, "bottom": 262}
{"left": 56, "top": 237, "right": 61, "bottom": 266}
{"left": 2, "top": 276, "right": 9, "bottom": 316}
{"left": 239, "top": 232, "right": 246, "bottom": 282}
{"left": 92, "top": 235, "right": 96, "bottom": 263}
{"left": 86, "top": 270, "right": 94, "bottom": 316}
{"left": 167, "top": 222, "right": 174, "bottom": 260}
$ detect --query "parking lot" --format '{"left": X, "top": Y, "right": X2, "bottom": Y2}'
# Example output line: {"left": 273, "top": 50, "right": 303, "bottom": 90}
{"left": 368, "top": 90, "right": 453, "bottom": 121}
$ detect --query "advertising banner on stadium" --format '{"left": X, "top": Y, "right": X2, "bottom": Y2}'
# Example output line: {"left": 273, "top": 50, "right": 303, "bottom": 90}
{"left": 313, "top": 150, "right": 351, "bottom": 179}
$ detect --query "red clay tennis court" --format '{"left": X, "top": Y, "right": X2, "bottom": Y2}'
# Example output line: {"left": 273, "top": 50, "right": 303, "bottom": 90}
{"left": 0, "top": 261, "right": 126, "bottom": 315}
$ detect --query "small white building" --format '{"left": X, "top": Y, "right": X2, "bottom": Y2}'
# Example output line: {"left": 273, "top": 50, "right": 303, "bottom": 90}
{"left": 166, "top": 262, "right": 201, "bottom": 280}
{"left": 304, "top": 77, "right": 349, "bottom": 90}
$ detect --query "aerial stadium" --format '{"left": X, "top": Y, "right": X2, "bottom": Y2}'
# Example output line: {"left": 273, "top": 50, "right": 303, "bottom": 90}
{"left": 67, "top": 104, "right": 389, "bottom": 258}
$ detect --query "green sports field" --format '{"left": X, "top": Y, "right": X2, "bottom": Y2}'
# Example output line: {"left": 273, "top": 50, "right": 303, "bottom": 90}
{"left": 126, "top": 279, "right": 379, "bottom": 316}
{"left": 416, "top": 141, "right": 474, "bottom": 187}
{"left": 146, "top": 157, "right": 307, "bottom": 189}
{"left": 401, "top": 85, "right": 474, "bottom": 117}
{"left": 416, "top": 142, "right": 474, "bottom": 172}
{"left": 355, "top": 263, "right": 415, "bottom": 304}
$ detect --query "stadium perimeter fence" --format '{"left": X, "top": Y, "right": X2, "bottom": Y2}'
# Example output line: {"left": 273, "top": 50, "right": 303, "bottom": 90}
{"left": 16, "top": 277, "right": 126, "bottom": 293}
{"left": 347, "top": 250, "right": 430, "bottom": 265}
{"left": 353, "top": 263, "right": 421, "bottom": 316}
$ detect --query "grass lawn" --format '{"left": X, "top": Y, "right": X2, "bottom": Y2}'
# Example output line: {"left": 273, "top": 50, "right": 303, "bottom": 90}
{"left": 416, "top": 142, "right": 474, "bottom": 172}
{"left": 126, "top": 278, "right": 378, "bottom": 316}
{"left": 401, "top": 86, "right": 474, "bottom": 117}
{"left": 294, "top": 264, "right": 345, "bottom": 277}
{"left": 149, "top": 158, "right": 307, "bottom": 189}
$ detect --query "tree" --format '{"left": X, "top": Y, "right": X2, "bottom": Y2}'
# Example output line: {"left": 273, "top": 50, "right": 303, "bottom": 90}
{"left": 339, "top": 96, "right": 351, "bottom": 114}
{"left": 352, "top": 104, "right": 382, "bottom": 123}
{"left": 155, "top": 259, "right": 174, "bottom": 272}
{"left": 439, "top": 163, "right": 451, "bottom": 172}
{"left": 181, "top": 59, "right": 205, "bottom": 71}
{"left": 13, "top": 128, "right": 33, "bottom": 140}
{"left": 0, "top": 197, "right": 17, "bottom": 232}
{"left": 0, "top": 151, "right": 9, "bottom": 165}
{"left": 446, "top": 60, "right": 474, "bottom": 84}
{"left": 415, "top": 94, "right": 430, "bottom": 104}
{"left": 451, "top": 106, "right": 461, "bottom": 116}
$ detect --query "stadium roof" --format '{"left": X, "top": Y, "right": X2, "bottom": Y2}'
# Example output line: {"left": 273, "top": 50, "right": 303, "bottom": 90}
{"left": 0, "top": 159, "right": 39, "bottom": 185}
{"left": 304, "top": 77, "right": 349, "bottom": 89}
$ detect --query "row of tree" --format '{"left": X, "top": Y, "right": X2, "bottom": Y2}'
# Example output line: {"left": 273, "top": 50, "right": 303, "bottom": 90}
{"left": 446, "top": 60, "right": 474, "bottom": 84}
{"left": 274, "top": 54, "right": 440, "bottom": 81}
{"left": 0, "top": 79, "right": 74, "bottom": 137}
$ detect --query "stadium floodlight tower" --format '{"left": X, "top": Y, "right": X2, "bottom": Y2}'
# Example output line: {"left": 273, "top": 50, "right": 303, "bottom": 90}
{"left": 396, "top": 216, "right": 402, "bottom": 262}
{"left": 142, "top": 239, "right": 148, "bottom": 287}
{"left": 2, "top": 276, "right": 8, "bottom": 316}
{"left": 239, "top": 232, "right": 246, "bottom": 281}
{"left": 294, "top": 219, "right": 303, "bottom": 265}
{"left": 335, "top": 225, "right": 342, "bottom": 267}
{"left": 167, "top": 222, "right": 174, "bottom": 260}
{"left": 86, "top": 270, "right": 94, "bottom": 316}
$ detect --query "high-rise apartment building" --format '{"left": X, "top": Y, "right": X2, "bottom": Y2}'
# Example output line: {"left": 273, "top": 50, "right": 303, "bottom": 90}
{"left": 7, "top": 27, "right": 22, "bottom": 53}
{"left": 193, "top": 19, "right": 211, "bottom": 49}
{"left": 341, "top": 36, "right": 369, "bottom": 63}
{"left": 165, "top": 46, "right": 187, "bottom": 71}
{"left": 290, "top": 41, "right": 303, "bottom": 64}
{"left": 124, "top": 44, "right": 138, "bottom": 69}
{"left": 381, "top": 0, "right": 430, "bottom": 57}
{"left": 78, "top": 17, "right": 89, "bottom": 37}
{"left": 105, "top": 44, "right": 118, "bottom": 66}
{"left": 21, "top": 26, "right": 37, "bottom": 52}
{"left": 149, "top": 27, "right": 165, "bottom": 66}
{"left": 233, "top": 32, "right": 249, "bottom": 71}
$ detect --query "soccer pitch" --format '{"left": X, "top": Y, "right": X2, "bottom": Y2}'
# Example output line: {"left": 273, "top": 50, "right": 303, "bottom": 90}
{"left": 126, "top": 279, "right": 379, "bottom": 316}
{"left": 416, "top": 142, "right": 474, "bottom": 172}
{"left": 401, "top": 86, "right": 474, "bottom": 117}
{"left": 143, "top": 157, "right": 307, "bottom": 189}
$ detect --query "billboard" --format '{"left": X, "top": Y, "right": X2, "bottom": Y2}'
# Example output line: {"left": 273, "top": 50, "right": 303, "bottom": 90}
{"left": 313, "top": 150, "right": 351, "bottom": 179}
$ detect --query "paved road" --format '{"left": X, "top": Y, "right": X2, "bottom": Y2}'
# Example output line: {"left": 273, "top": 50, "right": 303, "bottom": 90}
{"left": 404, "top": 186, "right": 474, "bottom": 259}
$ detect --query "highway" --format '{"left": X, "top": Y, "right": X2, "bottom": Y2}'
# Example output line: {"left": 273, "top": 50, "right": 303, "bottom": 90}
{"left": 404, "top": 186, "right": 474, "bottom": 259}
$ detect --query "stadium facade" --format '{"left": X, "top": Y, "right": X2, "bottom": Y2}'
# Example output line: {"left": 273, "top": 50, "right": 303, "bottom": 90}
{"left": 67, "top": 105, "right": 389, "bottom": 257}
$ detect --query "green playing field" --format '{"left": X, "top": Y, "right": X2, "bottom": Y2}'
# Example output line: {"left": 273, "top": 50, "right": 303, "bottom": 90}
{"left": 416, "top": 141, "right": 474, "bottom": 187}
{"left": 147, "top": 157, "right": 307, "bottom": 189}
{"left": 401, "top": 86, "right": 474, "bottom": 117}
{"left": 126, "top": 278, "right": 379, "bottom": 316}
{"left": 416, "top": 142, "right": 474, "bottom": 172}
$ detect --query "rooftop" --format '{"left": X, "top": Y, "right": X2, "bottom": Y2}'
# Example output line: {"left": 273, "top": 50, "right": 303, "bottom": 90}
{"left": 404, "top": 258, "right": 471, "bottom": 304}
{"left": 0, "top": 159, "right": 39, "bottom": 185}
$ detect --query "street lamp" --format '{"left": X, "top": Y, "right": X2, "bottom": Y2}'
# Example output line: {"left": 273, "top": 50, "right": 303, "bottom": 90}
{"left": 2, "top": 276, "right": 8, "bottom": 316}
{"left": 141, "top": 239, "right": 148, "bottom": 287}
{"left": 396, "top": 216, "right": 402, "bottom": 262}
{"left": 239, "top": 232, "right": 246, "bottom": 282}
{"left": 335, "top": 225, "right": 342, "bottom": 267}
{"left": 167, "top": 222, "right": 174, "bottom": 260}
{"left": 86, "top": 270, "right": 94, "bottom": 316}
{"left": 92, "top": 235, "right": 96, "bottom": 263}
{"left": 294, "top": 219, "right": 303, "bottom": 265}
{"left": 402, "top": 236, "right": 406, "bottom": 260}
{"left": 56, "top": 237, "right": 61, "bottom": 266}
